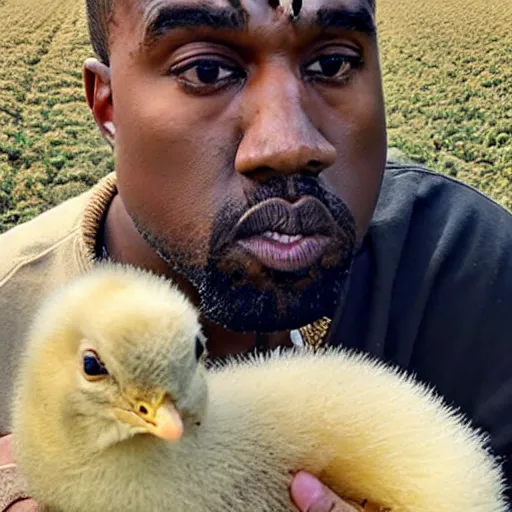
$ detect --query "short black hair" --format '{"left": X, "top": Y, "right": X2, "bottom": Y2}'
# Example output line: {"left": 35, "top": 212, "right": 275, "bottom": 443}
{"left": 85, "top": 0, "right": 376, "bottom": 67}
{"left": 86, "top": 0, "right": 113, "bottom": 66}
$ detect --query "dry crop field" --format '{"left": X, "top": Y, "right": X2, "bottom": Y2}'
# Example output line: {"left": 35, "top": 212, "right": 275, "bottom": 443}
{"left": 0, "top": 0, "right": 511, "bottom": 233}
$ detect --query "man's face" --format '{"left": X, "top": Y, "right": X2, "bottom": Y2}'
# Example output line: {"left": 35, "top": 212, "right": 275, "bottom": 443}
{"left": 106, "top": 0, "right": 387, "bottom": 332}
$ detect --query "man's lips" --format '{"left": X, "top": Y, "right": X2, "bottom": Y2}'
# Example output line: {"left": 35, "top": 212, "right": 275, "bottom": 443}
{"left": 230, "top": 197, "right": 338, "bottom": 272}
{"left": 238, "top": 233, "right": 331, "bottom": 272}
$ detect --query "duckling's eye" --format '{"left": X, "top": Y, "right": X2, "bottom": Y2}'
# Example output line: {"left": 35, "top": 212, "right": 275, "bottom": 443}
{"left": 83, "top": 351, "right": 108, "bottom": 379}
{"left": 195, "top": 337, "right": 205, "bottom": 361}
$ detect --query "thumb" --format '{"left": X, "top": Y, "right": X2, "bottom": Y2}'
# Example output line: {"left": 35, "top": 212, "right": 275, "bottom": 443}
{"left": 290, "top": 471, "right": 360, "bottom": 512}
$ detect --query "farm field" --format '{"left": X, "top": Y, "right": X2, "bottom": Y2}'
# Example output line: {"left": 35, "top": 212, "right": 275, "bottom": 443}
{"left": 0, "top": 0, "right": 511, "bottom": 233}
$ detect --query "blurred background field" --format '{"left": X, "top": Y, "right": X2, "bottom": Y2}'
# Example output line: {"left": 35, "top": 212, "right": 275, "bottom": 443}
{"left": 0, "top": 0, "right": 510, "bottom": 233}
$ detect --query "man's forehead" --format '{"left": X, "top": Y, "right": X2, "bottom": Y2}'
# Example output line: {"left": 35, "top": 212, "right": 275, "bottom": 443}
{"left": 136, "top": 0, "right": 372, "bottom": 24}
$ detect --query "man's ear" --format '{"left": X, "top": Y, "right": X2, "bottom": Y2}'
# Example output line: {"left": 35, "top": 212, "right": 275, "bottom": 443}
{"left": 83, "top": 58, "right": 115, "bottom": 147}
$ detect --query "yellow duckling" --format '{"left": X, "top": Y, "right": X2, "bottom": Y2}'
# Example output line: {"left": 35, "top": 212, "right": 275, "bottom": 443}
{"left": 11, "top": 263, "right": 508, "bottom": 512}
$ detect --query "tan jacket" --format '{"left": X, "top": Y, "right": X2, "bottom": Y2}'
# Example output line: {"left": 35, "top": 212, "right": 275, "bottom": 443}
{"left": 0, "top": 172, "right": 117, "bottom": 436}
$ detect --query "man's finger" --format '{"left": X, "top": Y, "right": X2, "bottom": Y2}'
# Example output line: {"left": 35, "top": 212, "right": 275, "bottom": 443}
{"left": 0, "top": 434, "right": 14, "bottom": 466}
{"left": 7, "top": 498, "right": 40, "bottom": 511}
{"left": 290, "top": 471, "right": 360, "bottom": 512}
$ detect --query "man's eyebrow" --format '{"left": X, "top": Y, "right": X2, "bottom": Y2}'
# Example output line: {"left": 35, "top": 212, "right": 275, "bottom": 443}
{"left": 142, "top": 5, "right": 247, "bottom": 49}
{"left": 316, "top": 6, "right": 376, "bottom": 36}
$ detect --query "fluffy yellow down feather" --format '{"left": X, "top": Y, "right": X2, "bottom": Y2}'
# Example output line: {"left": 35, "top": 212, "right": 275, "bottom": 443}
{"left": 11, "top": 263, "right": 508, "bottom": 512}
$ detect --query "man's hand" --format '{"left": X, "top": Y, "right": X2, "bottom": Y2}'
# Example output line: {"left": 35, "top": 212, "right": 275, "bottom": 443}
{"left": 0, "top": 435, "right": 38, "bottom": 511}
{"left": 290, "top": 471, "right": 362, "bottom": 512}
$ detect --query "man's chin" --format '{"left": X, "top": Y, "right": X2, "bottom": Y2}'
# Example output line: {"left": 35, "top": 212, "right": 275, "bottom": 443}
{"left": 194, "top": 259, "right": 353, "bottom": 333}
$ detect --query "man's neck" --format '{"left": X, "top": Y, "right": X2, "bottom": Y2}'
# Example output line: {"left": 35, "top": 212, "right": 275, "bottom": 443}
{"left": 101, "top": 194, "right": 293, "bottom": 360}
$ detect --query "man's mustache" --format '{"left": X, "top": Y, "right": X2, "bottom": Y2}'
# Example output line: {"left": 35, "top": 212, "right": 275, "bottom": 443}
{"left": 241, "top": 175, "right": 338, "bottom": 209}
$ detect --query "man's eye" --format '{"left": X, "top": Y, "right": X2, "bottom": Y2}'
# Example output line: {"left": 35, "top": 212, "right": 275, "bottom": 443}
{"left": 304, "top": 55, "right": 363, "bottom": 82}
{"left": 170, "top": 59, "right": 245, "bottom": 92}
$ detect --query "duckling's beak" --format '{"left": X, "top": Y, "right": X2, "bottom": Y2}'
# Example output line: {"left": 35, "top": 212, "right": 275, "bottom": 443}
{"left": 113, "top": 395, "right": 184, "bottom": 442}
{"left": 141, "top": 399, "right": 184, "bottom": 442}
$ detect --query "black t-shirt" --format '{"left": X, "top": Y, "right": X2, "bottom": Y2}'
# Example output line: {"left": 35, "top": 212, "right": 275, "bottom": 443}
{"left": 327, "top": 162, "right": 512, "bottom": 497}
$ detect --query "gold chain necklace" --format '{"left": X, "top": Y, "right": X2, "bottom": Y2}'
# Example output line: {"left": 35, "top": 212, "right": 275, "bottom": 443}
{"left": 293, "top": 316, "right": 332, "bottom": 350}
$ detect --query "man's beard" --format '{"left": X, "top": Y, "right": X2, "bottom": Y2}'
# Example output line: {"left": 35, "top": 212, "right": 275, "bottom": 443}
{"left": 131, "top": 176, "right": 357, "bottom": 333}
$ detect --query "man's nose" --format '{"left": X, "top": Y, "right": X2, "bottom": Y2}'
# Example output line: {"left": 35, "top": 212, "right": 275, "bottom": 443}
{"left": 235, "top": 69, "right": 337, "bottom": 180}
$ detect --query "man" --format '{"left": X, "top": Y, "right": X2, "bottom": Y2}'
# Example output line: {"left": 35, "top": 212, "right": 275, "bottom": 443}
{"left": 0, "top": 0, "right": 511, "bottom": 510}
